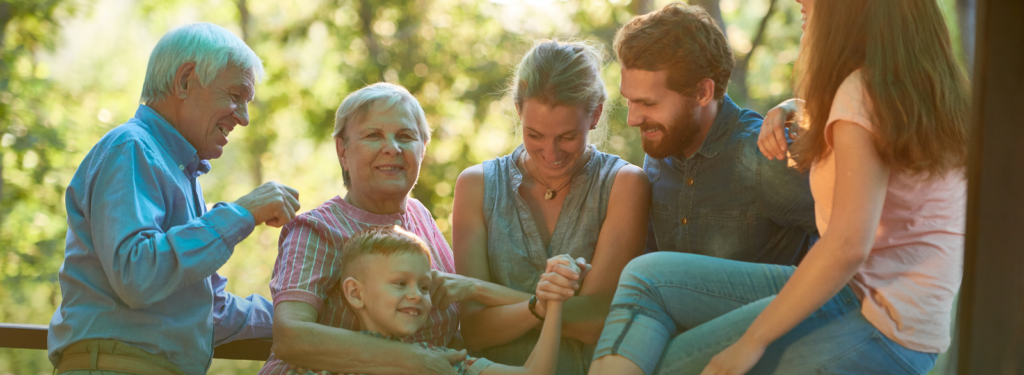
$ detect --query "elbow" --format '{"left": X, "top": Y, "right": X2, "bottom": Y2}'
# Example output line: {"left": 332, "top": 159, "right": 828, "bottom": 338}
{"left": 115, "top": 284, "right": 157, "bottom": 310}
{"left": 460, "top": 327, "right": 490, "bottom": 352}
{"left": 271, "top": 319, "right": 304, "bottom": 362}
{"left": 579, "top": 331, "right": 600, "bottom": 346}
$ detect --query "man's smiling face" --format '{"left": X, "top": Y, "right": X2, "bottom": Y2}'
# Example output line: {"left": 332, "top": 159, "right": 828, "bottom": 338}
{"left": 177, "top": 64, "right": 255, "bottom": 160}
{"left": 620, "top": 68, "right": 700, "bottom": 159}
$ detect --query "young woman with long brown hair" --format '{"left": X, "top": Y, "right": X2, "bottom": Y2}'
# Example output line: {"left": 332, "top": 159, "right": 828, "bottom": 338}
{"left": 588, "top": 0, "right": 970, "bottom": 374}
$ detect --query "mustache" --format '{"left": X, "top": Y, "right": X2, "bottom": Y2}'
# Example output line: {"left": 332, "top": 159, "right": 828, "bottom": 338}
{"left": 638, "top": 121, "right": 667, "bottom": 132}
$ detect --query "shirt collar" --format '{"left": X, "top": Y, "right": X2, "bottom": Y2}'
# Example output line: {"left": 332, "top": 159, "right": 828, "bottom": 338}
{"left": 694, "top": 94, "right": 741, "bottom": 159}
{"left": 134, "top": 104, "right": 211, "bottom": 176}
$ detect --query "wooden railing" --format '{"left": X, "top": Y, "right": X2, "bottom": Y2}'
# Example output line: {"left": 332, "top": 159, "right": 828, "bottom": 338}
{"left": 0, "top": 323, "right": 272, "bottom": 361}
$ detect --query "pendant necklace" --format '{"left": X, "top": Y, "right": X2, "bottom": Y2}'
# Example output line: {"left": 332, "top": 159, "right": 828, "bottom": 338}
{"left": 522, "top": 146, "right": 592, "bottom": 200}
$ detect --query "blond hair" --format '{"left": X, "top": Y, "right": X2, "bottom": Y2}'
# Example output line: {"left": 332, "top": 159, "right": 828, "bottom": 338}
{"left": 509, "top": 39, "right": 609, "bottom": 146}
{"left": 340, "top": 226, "right": 432, "bottom": 279}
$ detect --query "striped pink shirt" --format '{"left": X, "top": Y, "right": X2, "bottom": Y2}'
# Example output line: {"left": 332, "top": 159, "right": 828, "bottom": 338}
{"left": 259, "top": 196, "right": 459, "bottom": 375}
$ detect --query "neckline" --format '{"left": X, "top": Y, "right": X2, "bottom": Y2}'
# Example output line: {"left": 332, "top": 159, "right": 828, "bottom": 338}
{"left": 508, "top": 144, "right": 599, "bottom": 262}
{"left": 330, "top": 195, "right": 408, "bottom": 226}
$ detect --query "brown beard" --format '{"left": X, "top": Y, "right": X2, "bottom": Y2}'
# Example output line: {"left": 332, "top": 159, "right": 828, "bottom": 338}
{"left": 639, "top": 102, "right": 701, "bottom": 159}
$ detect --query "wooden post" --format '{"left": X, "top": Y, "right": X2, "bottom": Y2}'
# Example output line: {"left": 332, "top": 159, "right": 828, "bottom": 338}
{"left": 956, "top": 0, "right": 1024, "bottom": 373}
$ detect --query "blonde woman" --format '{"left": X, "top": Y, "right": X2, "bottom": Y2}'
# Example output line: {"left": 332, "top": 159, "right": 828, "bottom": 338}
{"left": 452, "top": 40, "right": 651, "bottom": 375}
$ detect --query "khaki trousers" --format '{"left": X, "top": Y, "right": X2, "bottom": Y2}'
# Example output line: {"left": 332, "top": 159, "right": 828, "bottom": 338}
{"left": 55, "top": 339, "right": 187, "bottom": 375}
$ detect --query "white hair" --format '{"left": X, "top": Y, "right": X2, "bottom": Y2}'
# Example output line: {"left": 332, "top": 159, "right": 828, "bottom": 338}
{"left": 140, "top": 23, "right": 265, "bottom": 103}
{"left": 333, "top": 82, "right": 431, "bottom": 188}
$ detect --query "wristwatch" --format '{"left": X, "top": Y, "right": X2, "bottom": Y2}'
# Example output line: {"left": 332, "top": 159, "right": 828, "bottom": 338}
{"left": 528, "top": 294, "right": 544, "bottom": 321}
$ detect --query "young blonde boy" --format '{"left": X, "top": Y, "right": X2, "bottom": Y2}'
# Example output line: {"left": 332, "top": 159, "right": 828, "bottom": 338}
{"left": 290, "top": 225, "right": 573, "bottom": 375}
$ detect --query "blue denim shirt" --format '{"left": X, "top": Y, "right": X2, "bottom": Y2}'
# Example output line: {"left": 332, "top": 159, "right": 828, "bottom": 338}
{"left": 644, "top": 95, "right": 817, "bottom": 265}
{"left": 48, "top": 105, "right": 273, "bottom": 375}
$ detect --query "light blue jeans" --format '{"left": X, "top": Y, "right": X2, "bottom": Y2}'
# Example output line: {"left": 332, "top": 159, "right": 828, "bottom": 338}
{"left": 593, "top": 252, "right": 938, "bottom": 375}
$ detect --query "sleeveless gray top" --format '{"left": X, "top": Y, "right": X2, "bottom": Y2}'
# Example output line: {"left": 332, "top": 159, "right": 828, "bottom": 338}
{"left": 474, "top": 144, "right": 628, "bottom": 375}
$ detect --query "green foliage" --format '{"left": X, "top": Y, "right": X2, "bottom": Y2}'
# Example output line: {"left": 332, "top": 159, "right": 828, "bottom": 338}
{"left": 0, "top": 0, "right": 968, "bottom": 374}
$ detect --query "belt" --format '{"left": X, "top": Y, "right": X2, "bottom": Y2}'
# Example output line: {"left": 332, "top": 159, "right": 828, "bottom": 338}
{"left": 56, "top": 352, "right": 180, "bottom": 375}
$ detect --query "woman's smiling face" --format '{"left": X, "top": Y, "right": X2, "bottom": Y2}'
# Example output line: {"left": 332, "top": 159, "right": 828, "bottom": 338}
{"left": 797, "top": 0, "right": 815, "bottom": 32}
{"left": 337, "top": 101, "right": 426, "bottom": 198}
{"left": 519, "top": 99, "right": 595, "bottom": 177}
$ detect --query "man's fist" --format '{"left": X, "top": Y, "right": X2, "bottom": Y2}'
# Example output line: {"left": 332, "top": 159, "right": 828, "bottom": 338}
{"left": 234, "top": 181, "right": 301, "bottom": 228}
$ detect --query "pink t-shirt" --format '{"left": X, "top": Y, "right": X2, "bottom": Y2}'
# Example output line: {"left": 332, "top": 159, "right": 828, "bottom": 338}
{"left": 809, "top": 70, "right": 966, "bottom": 353}
{"left": 259, "top": 196, "right": 460, "bottom": 375}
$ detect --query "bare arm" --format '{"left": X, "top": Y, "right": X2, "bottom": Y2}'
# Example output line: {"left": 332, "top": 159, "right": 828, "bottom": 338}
{"left": 452, "top": 165, "right": 539, "bottom": 351}
{"left": 703, "top": 122, "right": 888, "bottom": 374}
{"left": 454, "top": 164, "right": 651, "bottom": 349}
{"left": 481, "top": 257, "right": 579, "bottom": 375}
{"left": 536, "top": 165, "right": 651, "bottom": 344}
{"left": 273, "top": 301, "right": 463, "bottom": 375}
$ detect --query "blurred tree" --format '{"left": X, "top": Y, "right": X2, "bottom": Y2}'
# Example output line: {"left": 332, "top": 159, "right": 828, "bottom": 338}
{"left": 0, "top": 1, "right": 973, "bottom": 374}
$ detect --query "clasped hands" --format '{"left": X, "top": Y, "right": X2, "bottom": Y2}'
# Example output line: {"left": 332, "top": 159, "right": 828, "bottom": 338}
{"left": 428, "top": 255, "right": 590, "bottom": 315}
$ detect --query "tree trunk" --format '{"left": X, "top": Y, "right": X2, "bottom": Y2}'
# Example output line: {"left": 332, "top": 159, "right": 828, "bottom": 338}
{"left": 0, "top": 1, "right": 12, "bottom": 208}
{"left": 957, "top": 0, "right": 976, "bottom": 74}
{"left": 731, "top": 0, "right": 776, "bottom": 108}
{"left": 689, "top": 0, "right": 726, "bottom": 37}
{"left": 630, "top": 0, "right": 654, "bottom": 15}
{"left": 359, "top": 0, "right": 386, "bottom": 82}
{"left": 236, "top": 0, "right": 266, "bottom": 186}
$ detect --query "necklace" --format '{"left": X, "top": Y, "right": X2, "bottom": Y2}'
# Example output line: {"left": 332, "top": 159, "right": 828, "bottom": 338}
{"left": 521, "top": 146, "right": 592, "bottom": 200}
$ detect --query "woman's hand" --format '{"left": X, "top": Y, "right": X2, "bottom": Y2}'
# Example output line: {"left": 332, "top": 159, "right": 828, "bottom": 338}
{"left": 429, "top": 270, "right": 480, "bottom": 310}
{"left": 758, "top": 98, "right": 804, "bottom": 161}
{"left": 534, "top": 255, "right": 586, "bottom": 317}
{"left": 700, "top": 337, "right": 766, "bottom": 375}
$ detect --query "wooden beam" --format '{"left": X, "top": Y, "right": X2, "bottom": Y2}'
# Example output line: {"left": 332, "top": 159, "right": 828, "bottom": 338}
{"left": 956, "top": 0, "right": 1024, "bottom": 373}
{"left": 0, "top": 323, "right": 272, "bottom": 361}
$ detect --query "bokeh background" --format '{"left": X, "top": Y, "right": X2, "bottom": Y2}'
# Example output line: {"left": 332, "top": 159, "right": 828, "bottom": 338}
{"left": 0, "top": 0, "right": 973, "bottom": 373}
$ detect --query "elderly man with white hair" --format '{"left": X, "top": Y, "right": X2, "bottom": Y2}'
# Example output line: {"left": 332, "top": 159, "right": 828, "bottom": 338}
{"left": 47, "top": 23, "right": 300, "bottom": 375}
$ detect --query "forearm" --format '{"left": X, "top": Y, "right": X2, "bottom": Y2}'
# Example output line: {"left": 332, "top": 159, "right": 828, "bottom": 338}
{"left": 556, "top": 293, "right": 613, "bottom": 344}
{"left": 274, "top": 320, "right": 422, "bottom": 374}
{"left": 522, "top": 301, "right": 564, "bottom": 375}
{"left": 100, "top": 203, "right": 254, "bottom": 309}
{"left": 470, "top": 279, "right": 533, "bottom": 307}
{"left": 460, "top": 300, "right": 538, "bottom": 351}
{"left": 213, "top": 277, "right": 274, "bottom": 345}
{"left": 742, "top": 236, "right": 866, "bottom": 347}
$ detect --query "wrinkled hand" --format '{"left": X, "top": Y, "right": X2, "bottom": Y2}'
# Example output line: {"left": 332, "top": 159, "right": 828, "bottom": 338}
{"left": 758, "top": 98, "right": 804, "bottom": 161}
{"left": 535, "top": 255, "right": 587, "bottom": 317}
{"left": 234, "top": 181, "right": 300, "bottom": 228}
{"left": 411, "top": 344, "right": 465, "bottom": 375}
{"left": 429, "top": 270, "right": 479, "bottom": 310}
{"left": 700, "top": 338, "right": 766, "bottom": 375}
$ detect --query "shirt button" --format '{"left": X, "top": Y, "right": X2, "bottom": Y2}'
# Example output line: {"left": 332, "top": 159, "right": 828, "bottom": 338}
{"left": 686, "top": 178, "right": 695, "bottom": 186}
{"left": 395, "top": 220, "right": 402, "bottom": 226}
{"left": 179, "top": 165, "right": 185, "bottom": 171}
{"left": 680, "top": 218, "right": 689, "bottom": 225}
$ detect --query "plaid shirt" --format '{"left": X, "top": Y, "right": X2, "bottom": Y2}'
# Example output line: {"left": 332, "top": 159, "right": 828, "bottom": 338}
{"left": 259, "top": 196, "right": 459, "bottom": 375}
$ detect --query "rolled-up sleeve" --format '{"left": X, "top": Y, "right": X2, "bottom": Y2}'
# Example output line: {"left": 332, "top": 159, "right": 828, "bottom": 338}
{"left": 88, "top": 140, "right": 256, "bottom": 309}
{"left": 270, "top": 213, "right": 342, "bottom": 314}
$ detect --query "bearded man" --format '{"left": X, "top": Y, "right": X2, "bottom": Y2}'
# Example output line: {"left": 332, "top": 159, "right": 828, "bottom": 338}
{"left": 615, "top": 3, "right": 817, "bottom": 265}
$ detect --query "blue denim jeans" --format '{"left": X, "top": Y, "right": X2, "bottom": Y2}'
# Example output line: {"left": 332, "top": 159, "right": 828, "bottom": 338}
{"left": 593, "top": 252, "right": 938, "bottom": 375}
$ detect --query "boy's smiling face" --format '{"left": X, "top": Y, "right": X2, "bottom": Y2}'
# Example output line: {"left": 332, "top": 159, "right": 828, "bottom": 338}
{"left": 345, "top": 252, "right": 432, "bottom": 337}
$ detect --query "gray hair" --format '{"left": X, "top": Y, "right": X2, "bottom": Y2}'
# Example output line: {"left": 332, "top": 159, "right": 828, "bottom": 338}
{"left": 334, "top": 82, "right": 431, "bottom": 188}
{"left": 510, "top": 39, "right": 609, "bottom": 146}
{"left": 140, "top": 23, "right": 265, "bottom": 103}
